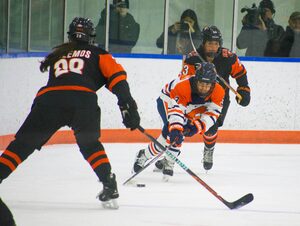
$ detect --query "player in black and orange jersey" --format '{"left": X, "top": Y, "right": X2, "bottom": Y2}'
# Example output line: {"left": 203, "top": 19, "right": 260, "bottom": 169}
{"left": 178, "top": 25, "right": 251, "bottom": 171}
{"left": 133, "top": 62, "right": 225, "bottom": 181}
{"left": 0, "top": 198, "right": 16, "bottom": 226}
{"left": 0, "top": 17, "right": 140, "bottom": 209}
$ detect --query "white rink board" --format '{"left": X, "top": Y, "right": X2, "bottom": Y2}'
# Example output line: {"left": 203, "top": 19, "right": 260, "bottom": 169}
{"left": 0, "top": 57, "right": 300, "bottom": 135}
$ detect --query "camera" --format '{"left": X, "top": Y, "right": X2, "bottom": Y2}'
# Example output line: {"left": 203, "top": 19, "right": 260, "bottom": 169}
{"left": 179, "top": 21, "right": 190, "bottom": 33}
{"left": 241, "top": 3, "right": 261, "bottom": 26}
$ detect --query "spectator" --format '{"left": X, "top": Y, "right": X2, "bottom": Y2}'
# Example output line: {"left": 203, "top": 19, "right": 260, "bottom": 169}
{"left": 259, "top": 0, "right": 284, "bottom": 56}
{"left": 95, "top": 0, "right": 140, "bottom": 53}
{"left": 156, "top": 9, "right": 202, "bottom": 55}
{"left": 279, "top": 11, "right": 300, "bottom": 57}
{"left": 236, "top": 3, "right": 269, "bottom": 56}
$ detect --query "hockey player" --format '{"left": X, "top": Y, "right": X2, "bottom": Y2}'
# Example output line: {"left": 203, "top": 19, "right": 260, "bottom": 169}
{"left": 178, "top": 25, "right": 251, "bottom": 170}
{"left": 133, "top": 62, "right": 225, "bottom": 180}
{"left": 0, "top": 17, "right": 140, "bottom": 209}
{"left": 0, "top": 198, "right": 16, "bottom": 226}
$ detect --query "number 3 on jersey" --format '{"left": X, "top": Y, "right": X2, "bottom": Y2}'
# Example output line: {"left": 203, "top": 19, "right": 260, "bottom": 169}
{"left": 54, "top": 58, "right": 85, "bottom": 77}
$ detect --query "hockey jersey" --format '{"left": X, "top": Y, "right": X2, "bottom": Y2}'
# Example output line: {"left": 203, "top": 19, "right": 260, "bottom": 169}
{"left": 160, "top": 76, "right": 225, "bottom": 133}
{"left": 37, "top": 43, "right": 127, "bottom": 97}
{"left": 179, "top": 46, "right": 249, "bottom": 94}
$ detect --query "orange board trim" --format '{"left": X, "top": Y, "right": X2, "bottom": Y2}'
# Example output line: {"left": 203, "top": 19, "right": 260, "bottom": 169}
{"left": 0, "top": 129, "right": 299, "bottom": 149}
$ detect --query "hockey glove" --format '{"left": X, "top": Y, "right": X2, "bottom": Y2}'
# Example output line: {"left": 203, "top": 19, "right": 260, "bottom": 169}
{"left": 183, "top": 120, "right": 204, "bottom": 137}
{"left": 169, "top": 124, "right": 184, "bottom": 146}
{"left": 236, "top": 86, "right": 251, "bottom": 107}
{"left": 119, "top": 99, "right": 140, "bottom": 130}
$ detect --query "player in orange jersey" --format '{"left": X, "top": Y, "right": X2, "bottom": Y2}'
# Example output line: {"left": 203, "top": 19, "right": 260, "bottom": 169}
{"left": 0, "top": 17, "right": 140, "bottom": 209}
{"left": 133, "top": 62, "right": 225, "bottom": 181}
{"left": 179, "top": 25, "right": 251, "bottom": 171}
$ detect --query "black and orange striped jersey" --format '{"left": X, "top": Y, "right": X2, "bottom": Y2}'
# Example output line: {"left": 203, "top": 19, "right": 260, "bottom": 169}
{"left": 179, "top": 46, "right": 249, "bottom": 93}
{"left": 37, "top": 43, "right": 127, "bottom": 97}
{"left": 160, "top": 76, "right": 225, "bottom": 133}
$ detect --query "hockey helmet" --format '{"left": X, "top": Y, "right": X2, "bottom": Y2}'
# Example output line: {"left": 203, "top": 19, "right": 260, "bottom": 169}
{"left": 67, "top": 17, "right": 96, "bottom": 44}
{"left": 202, "top": 25, "right": 223, "bottom": 46}
{"left": 194, "top": 62, "right": 217, "bottom": 97}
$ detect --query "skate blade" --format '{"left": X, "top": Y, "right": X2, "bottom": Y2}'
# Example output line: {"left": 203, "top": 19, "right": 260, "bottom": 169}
{"left": 162, "top": 174, "right": 171, "bottom": 182}
{"left": 101, "top": 199, "right": 119, "bottom": 210}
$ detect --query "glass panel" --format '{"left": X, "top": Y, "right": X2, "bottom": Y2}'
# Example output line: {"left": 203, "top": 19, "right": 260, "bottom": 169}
{"left": 163, "top": 0, "right": 234, "bottom": 55}
{"left": 65, "top": 0, "right": 105, "bottom": 43}
{"left": 9, "top": 0, "right": 29, "bottom": 52}
{"left": 94, "top": 0, "right": 164, "bottom": 54}
{"left": 30, "top": 0, "right": 64, "bottom": 51}
{"left": 0, "top": 0, "right": 8, "bottom": 53}
{"left": 235, "top": 0, "right": 300, "bottom": 57}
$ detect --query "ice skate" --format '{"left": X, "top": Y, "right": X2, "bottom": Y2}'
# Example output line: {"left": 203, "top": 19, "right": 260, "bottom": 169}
{"left": 98, "top": 173, "right": 119, "bottom": 209}
{"left": 203, "top": 147, "right": 214, "bottom": 170}
{"left": 133, "top": 149, "right": 149, "bottom": 173}
{"left": 162, "top": 158, "right": 175, "bottom": 182}
{"left": 153, "top": 157, "right": 167, "bottom": 172}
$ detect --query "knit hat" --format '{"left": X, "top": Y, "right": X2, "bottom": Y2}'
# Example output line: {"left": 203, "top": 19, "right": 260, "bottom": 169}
{"left": 289, "top": 11, "right": 300, "bottom": 21}
{"left": 113, "top": 0, "right": 129, "bottom": 9}
{"left": 259, "top": 0, "right": 275, "bottom": 14}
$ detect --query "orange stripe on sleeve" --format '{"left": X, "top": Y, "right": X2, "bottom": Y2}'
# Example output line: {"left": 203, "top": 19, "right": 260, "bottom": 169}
{"left": 0, "top": 157, "right": 16, "bottom": 171}
{"left": 108, "top": 75, "right": 127, "bottom": 91}
{"left": 4, "top": 150, "right": 22, "bottom": 164}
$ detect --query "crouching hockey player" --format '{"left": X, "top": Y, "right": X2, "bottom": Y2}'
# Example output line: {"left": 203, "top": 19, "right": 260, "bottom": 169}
{"left": 133, "top": 62, "right": 225, "bottom": 181}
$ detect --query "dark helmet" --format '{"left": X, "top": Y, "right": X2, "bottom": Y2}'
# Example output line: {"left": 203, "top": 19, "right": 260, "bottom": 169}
{"left": 67, "top": 17, "right": 96, "bottom": 44}
{"left": 201, "top": 25, "right": 223, "bottom": 58}
{"left": 202, "top": 25, "right": 223, "bottom": 46}
{"left": 193, "top": 62, "right": 217, "bottom": 98}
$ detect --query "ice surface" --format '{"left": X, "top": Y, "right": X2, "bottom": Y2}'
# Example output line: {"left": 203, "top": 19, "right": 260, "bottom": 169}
{"left": 1, "top": 143, "right": 300, "bottom": 226}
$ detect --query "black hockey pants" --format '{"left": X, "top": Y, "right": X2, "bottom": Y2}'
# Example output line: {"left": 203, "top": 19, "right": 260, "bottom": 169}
{"left": 0, "top": 92, "right": 111, "bottom": 183}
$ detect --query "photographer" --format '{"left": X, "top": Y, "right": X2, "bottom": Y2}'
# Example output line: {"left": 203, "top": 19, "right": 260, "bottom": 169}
{"left": 156, "top": 9, "right": 202, "bottom": 55}
{"left": 259, "top": 0, "right": 284, "bottom": 56}
{"left": 237, "top": 0, "right": 284, "bottom": 57}
{"left": 279, "top": 11, "right": 300, "bottom": 57}
{"left": 236, "top": 3, "right": 268, "bottom": 56}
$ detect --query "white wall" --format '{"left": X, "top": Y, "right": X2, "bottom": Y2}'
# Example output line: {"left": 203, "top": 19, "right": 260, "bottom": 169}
{"left": 0, "top": 57, "right": 299, "bottom": 135}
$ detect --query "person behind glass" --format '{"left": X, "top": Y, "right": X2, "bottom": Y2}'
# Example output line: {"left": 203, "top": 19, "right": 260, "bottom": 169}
{"left": 279, "top": 11, "right": 300, "bottom": 57}
{"left": 175, "top": 26, "right": 250, "bottom": 171}
{"left": 258, "top": 0, "right": 284, "bottom": 56}
{"left": 95, "top": 0, "right": 140, "bottom": 53}
{"left": 133, "top": 63, "right": 225, "bottom": 181}
{"left": 0, "top": 17, "right": 140, "bottom": 209}
{"left": 156, "top": 9, "right": 202, "bottom": 55}
{"left": 236, "top": 3, "right": 269, "bottom": 56}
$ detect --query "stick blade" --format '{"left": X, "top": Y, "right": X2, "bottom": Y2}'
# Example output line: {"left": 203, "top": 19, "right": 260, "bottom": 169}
{"left": 225, "top": 193, "right": 254, "bottom": 210}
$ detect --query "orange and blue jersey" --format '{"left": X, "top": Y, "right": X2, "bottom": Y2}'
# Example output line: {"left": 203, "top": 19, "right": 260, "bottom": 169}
{"left": 160, "top": 76, "right": 225, "bottom": 133}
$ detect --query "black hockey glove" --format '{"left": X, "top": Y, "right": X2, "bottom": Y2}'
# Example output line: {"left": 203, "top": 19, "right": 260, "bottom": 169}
{"left": 169, "top": 125, "right": 184, "bottom": 146}
{"left": 119, "top": 99, "right": 140, "bottom": 130}
{"left": 183, "top": 120, "right": 204, "bottom": 137}
{"left": 236, "top": 86, "right": 251, "bottom": 107}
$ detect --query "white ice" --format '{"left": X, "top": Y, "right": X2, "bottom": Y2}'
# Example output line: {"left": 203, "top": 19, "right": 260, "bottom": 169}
{"left": 1, "top": 143, "right": 300, "bottom": 226}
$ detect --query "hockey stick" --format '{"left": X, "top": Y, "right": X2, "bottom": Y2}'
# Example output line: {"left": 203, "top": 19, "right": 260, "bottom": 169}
{"left": 187, "top": 29, "right": 242, "bottom": 102}
{"left": 137, "top": 125, "right": 254, "bottom": 210}
{"left": 123, "top": 126, "right": 171, "bottom": 185}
